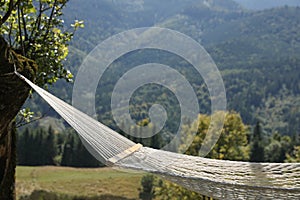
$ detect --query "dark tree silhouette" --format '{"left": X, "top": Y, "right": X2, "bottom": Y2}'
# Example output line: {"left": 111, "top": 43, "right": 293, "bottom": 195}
{"left": 250, "top": 121, "right": 265, "bottom": 162}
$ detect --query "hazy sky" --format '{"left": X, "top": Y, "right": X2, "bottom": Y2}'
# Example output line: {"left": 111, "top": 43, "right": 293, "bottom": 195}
{"left": 233, "top": 0, "right": 300, "bottom": 10}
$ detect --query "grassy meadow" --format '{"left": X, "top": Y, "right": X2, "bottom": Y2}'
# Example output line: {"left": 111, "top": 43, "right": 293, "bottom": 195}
{"left": 16, "top": 166, "right": 144, "bottom": 200}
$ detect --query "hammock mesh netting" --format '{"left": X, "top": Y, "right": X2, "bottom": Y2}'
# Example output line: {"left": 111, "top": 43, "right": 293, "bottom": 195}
{"left": 16, "top": 72, "right": 300, "bottom": 199}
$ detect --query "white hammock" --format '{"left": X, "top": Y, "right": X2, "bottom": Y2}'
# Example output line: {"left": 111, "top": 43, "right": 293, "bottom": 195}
{"left": 16, "top": 72, "right": 300, "bottom": 199}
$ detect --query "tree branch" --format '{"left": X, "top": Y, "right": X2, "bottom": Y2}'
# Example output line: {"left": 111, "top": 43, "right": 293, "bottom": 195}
{"left": 8, "top": 22, "right": 12, "bottom": 46}
{"left": 29, "top": 0, "right": 43, "bottom": 41}
{"left": 0, "top": 0, "right": 14, "bottom": 26}
{"left": 0, "top": 1, "right": 6, "bottom": 8}
{"left": 20, "top": 6, "right": 28, "bottom": 42}
{"left": 17, "top": 3, "right": 25, "bottom": 55}
{"left": 0, "top": 0, "right": 21, "bottom": 26}
{"left": 43, "top": 0, "right": 58, "bottom": 41}
{"left": 16, "top": 107, "right": 51, "bottom": 128}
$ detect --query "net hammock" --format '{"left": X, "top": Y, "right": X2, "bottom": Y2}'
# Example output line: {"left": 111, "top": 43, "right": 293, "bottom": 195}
{"left": 16, "top": 72, "right": 300, "bottom": 199}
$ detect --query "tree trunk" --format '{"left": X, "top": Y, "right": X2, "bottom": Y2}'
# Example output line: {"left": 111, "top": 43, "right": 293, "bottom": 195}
{"left": 0, "top": 122, "right": 16, "bottom": 200}
{"left": 0, "top": 36, "right": 37, "bottom": 200}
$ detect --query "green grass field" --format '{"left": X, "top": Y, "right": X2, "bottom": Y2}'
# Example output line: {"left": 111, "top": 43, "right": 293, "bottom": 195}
{"left": 16, "top": 166, "right": 145, "bottom": 200}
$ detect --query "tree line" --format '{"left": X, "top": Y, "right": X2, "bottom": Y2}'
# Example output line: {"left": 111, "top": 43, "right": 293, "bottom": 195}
{"left": 17, "top": 111, "right": 299, "bottom": 169}
{"left": 17, "top": 127, "right": 101, "bottom": 167}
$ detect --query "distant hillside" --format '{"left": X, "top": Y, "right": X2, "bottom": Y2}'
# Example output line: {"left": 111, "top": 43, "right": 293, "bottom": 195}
{"left": 63, "top": 0, "right": 242, "bottom": 51}
{"left": 24, "top": 1, "right": 300, "bottom": 137}
{"left": 203, "top": 6, "right": 300, "bottom": 45}
{"left": 204, "top": 7, "right": 300, "bottom": 133}
{"left": 204, "top": 7, "right": 300, "bottom": 64}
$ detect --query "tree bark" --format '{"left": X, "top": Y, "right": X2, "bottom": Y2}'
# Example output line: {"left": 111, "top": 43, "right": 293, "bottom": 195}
{"left": 0, "top": 122, "right": 16, "bottom": 200}
{"left": 0, "top": 36, "right": 36, "bottom": 199}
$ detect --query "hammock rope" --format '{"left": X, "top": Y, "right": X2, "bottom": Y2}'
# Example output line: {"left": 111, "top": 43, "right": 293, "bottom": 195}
{"left": 15, "top": 72, "right": 300, "bottom": 199}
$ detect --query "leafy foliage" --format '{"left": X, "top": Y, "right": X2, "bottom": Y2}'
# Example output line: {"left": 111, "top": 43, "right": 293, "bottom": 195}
{"left": 155, "top": 180, "right": 205, "bottom": 200}
{"left": 256, "top": 87, "right": 300, "bottom": 136}
{"left": 0, "top": 0, "right": 82, "bottom": 86}
{"left": 286, "top": 146, "right": 300, "bottom": 163}
{"left": 152, "top": 111, "right": 250, "bottom": 199}
{"left": 182, "top": 111, "right": 250, "bottom": 161}
{"left": 264, "top": 132, "right": 293, "bottom": 162}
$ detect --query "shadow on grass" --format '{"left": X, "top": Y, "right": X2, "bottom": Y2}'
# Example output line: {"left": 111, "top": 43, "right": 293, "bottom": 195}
{"left": 20, "top": 190, "right": 135, "bottom": 200}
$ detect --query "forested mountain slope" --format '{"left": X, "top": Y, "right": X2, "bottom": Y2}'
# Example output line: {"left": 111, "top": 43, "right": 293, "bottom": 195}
{"left": 25, "top": 1, "right": 300, "bottom": 138}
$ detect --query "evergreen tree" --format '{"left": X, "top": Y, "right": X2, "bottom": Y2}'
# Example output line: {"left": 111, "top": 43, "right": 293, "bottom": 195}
{"left": 250, "top": 121, "right": 265, "bottom": 162}
{"left": 61, "top": 134, "right": 75, "bottom": 166}
{"left": 18, "top": 127, "right": 58, "bottom": 166}
{"left": 27, "top": 130, "right": 36, "bottom": 165}
{"left": 56, "top": 133, "right": 66, "bottom": 156}
{"left": 75, "top": 137, "right": 100, "bottom": 167}
{"left": 44, "top": 126, "right": 56, "bottom": 165}
{"left": 34, "top": 129, "right": 45, "bottom": 165}
{"left": 61, "top": 132, "right": 101, "bottom": 167}
{"left": 17, "top": 128, "right": 30, "bottom": 165}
